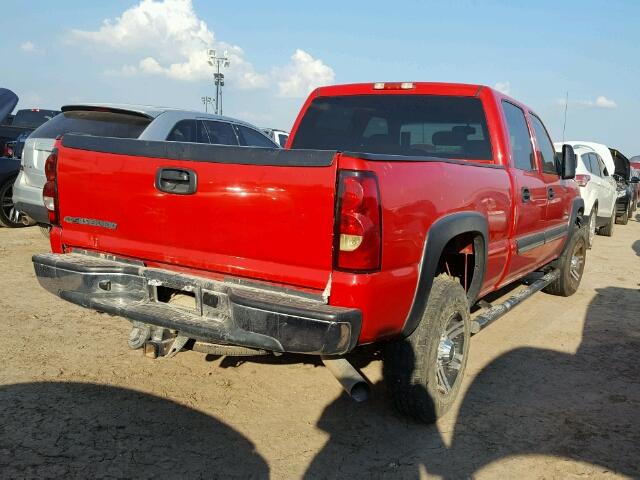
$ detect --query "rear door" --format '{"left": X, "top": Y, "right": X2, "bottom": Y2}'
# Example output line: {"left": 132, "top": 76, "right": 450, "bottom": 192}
{"left": 529, "top": 113, "right": 570, "bottom": 258}
{"left": 501, "top": 101, "right": 550, "bottom": 282}
{"left": 596, "top": 154, "right": 616, "bottom": 217}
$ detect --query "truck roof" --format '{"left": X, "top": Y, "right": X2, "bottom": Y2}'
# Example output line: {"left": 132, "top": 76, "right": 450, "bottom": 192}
{"left": 313, "top": 82, "right": 491, "bottom": 98}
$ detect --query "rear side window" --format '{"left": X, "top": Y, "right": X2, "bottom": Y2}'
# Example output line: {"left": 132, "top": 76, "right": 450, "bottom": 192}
{"left": 502, "top": 101, "right": 535, "bottom": 170}
{"left": 234, "top": 124, "right": 277, "bottom": 148}
{"left": 291, "top": 95, "right": 493, "bottom": 160}
{"left": 588, "top": 153, "right": 601, "bottom": 176}
{"left": 202, "top": 120, "right": 237, "bottom": 146}
{"left": 30, "top": 110, "right": 151, "bottom": 139}
{"left": 581, "top": 154, "right": 595, "bottom": 174}
{"left": 166, "top": 120, "right": 209, "bottom": 143}
{"left": 529, "top": 114, "right": 558, "bottom": 175}
{"left": 597, "top": 156, "right": 609, "bottom": 176}
{"left": 278, "top": 133, "right": 289, "bottom": 146}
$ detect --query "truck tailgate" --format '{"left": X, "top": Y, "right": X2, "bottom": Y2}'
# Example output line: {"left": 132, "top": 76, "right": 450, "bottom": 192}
{"left": 55, "top": 135, "right": 339, "bottom": 291}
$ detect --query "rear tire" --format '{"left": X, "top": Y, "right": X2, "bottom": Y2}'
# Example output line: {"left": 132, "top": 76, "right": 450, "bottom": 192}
{"left": 586, "top": 208, "right": 596, "bottom": 248}
{"left": 383, "top": 274, "right": 470, "bottom": 423}
{"left": 0, "top": 176, "right": 25, "bottom": 228}
{"left": 598, "top": 208, "right": 615, "bottom": 237}
{"left": 543, "top": 225, "right": 587, "bottom": 297}
{"left": 616, "top": 205, "right": 629, "bottom": 225}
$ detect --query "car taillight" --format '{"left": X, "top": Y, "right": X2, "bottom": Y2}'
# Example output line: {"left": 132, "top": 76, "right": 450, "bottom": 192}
{"left": 575, "top": 174, "right": 590, "bottom": 187}
{"left": 335, "top": 170, "right": 381, "bottom": 271}
{"left": 43, "top": 148, "right": 58, "bottom": 225}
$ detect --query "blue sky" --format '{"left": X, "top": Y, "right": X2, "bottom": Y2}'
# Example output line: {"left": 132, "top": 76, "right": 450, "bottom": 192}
{"left": 2, "top": 0, "right": 639, "bottom": 155}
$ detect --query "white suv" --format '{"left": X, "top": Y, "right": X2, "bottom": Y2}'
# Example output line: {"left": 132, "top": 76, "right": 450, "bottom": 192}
{"left": 554, "top": 143, "right": 617, "bottom": 246}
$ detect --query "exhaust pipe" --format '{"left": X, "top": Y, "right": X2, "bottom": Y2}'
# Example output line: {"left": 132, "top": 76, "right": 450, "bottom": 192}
{"left": 321, "top": 356, "right": 370, "bottom": 402}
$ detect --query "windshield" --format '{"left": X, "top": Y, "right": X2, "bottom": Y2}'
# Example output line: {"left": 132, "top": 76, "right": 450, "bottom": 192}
{"left": 291, "top": 94, "right": 492, "bottom": 160}
{"left": 30, "top": 110, "right": 151, "bottom": 139}
{"left": 12, "top": 110, "right": 60, "bottom": 128}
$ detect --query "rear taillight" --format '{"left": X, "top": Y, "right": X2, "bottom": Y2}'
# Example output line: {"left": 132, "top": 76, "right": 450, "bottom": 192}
{"left": 335, "top": 171, "right": 381, "bottom": 271}
{"left": 373, "top": 82, "right": 415, "bottom": 90}
{"left": 43, "top": 148, "right": 59, "bottom": 225}
{"left": 575, "top": 174, "right": 590, "bottom": 187}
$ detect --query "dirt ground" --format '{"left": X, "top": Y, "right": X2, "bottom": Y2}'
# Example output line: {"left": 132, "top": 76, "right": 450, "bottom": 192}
{"left": 0, "top": 217, "right": 639, "bottom": 479}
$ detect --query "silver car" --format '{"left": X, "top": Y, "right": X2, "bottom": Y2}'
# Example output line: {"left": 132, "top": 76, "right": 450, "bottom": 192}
{"left": 13, "top": 104, "right": 279, "bottom": 225}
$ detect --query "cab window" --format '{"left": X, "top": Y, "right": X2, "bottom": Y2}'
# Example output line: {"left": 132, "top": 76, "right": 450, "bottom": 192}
{"left": 529, "top": 114, "right": 557, "bottom": 175}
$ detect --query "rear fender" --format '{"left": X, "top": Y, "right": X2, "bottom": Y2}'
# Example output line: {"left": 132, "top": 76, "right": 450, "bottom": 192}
{"left": 401, "top": 212, "right": 488, "bottom": 337}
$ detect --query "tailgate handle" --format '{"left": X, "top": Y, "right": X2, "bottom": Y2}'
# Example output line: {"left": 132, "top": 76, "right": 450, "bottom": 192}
{"left": 156, "top": 168, "right": 197, "bottom": 195}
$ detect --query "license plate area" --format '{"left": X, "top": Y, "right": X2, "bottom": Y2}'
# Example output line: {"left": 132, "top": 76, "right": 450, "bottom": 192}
{"left": 154, "top": 284, "right": 201, "bottom": 314}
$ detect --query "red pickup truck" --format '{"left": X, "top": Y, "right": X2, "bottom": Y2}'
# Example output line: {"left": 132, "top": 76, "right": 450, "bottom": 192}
{"left": 33, "top": 82, "right": 586, "bottom": 422}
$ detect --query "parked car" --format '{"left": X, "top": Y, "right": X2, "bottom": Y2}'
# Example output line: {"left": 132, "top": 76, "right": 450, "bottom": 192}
{"left": 0, "top": 88, "right": 31, "bottom": 227}
{"left": 609, "top": 148, "right": 637, "bottom": 222}
{"left": 631, "top": 157, "right": 640, "bottom": 208}
{"left": 0, "top": 93, "right": 59, "bottom": 158}
{"left": 13, "top": 104, "right": 279, "bottom": 226}
{"left": 33, "top": 82, "right": 585, "bottom": 423}
{"left": 564, "top": 141, "right": 637, "bottom": 225}
{"left": 554, "top": 143, "right": 616, "bottom": 244}
{"left": 262, "top": 128, "right": 289, "bottom": 147}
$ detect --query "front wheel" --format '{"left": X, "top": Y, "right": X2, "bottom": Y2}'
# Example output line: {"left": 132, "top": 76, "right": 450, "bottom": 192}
{"left": 383, "top": 274, "right": 470, "bottom": 423}
{"left": 543, "top": 225, "right": 587, "bottom": 296}
{"left": 0, "top": 176, "right": 26, "bottom": 228}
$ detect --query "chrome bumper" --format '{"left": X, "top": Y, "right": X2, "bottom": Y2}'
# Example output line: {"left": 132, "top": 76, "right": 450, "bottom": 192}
{"left": 33, "top": 252, "right": 361, "bottom": 355}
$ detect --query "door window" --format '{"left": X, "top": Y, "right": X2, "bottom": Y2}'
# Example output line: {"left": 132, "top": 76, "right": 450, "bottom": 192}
{"left": 166, "top": 119, "right": 209, "bottom": 143}
{"left": 202, "top": 120, "right": 238, "bottom": 145}
{"left": 597, "top": 155, "right": 609, "bottom": 176}
{"left": 234, "top": 124, "right": 278, "bottom": 148}
{"left": 588, "top": 153, "right": 601, "bottom": 177}
{"left": 529, "top": 114, "right": 558, "bottom": 175}
{"left": 502, "top": 101, "right": 535, "bottom": 170}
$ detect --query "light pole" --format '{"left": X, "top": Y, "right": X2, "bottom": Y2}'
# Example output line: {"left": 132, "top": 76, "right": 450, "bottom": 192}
{"left": 207, "top": 49, "right": 230, "bottom": 115}
{"left": 201, "top": 96, "right": 213, "bottom": 113}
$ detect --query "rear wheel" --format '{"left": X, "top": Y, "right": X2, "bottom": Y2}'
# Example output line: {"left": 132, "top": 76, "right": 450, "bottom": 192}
{"left": 0, "top": 176, "right": 25, "bottom": 228}
{"left": 543, "top": 225, "right": 587, "bottom": 296}
{"left": 384, "top": 274, "right": 470, "bottom": 423}
{"left": 598, "top": 208, "right": 615, "bottom": 237}
{"left": 587, "top": 208, "right": 596, "bottom": 248}
{"left": 616, "top": 204, "right": 629, "bottom": 225}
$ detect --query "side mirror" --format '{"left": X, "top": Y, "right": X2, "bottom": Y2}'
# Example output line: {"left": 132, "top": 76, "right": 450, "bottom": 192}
{"left": 631, "top": 176, "right": 639, "bottom": 184}
{"left": 561, "top": 144, "right": 577, "bottom": 179}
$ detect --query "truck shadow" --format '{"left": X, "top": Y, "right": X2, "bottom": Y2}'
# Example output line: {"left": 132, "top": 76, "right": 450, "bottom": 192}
{"left": 304, "top": 286, "right": 640, "bottom": 478}
{"left": 0, "top": 382, "right": 269, "bottom": 479}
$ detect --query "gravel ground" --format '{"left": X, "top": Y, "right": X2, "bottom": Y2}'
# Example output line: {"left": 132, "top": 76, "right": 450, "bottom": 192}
{"left": 0, "top": 217, "right": 639, "bottom": 479}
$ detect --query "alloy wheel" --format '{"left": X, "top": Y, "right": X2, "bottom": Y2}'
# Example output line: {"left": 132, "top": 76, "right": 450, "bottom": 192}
{"left": 436, "top": 312, "right": 466, "bottom": 395}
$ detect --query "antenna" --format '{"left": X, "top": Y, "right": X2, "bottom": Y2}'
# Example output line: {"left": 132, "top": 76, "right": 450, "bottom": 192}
{"left": 562, "top": 91, "right": 569, "bottom": 142}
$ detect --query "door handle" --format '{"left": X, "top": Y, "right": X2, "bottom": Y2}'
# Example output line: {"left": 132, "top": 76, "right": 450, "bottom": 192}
{"left": 155, "top": 168, "right": 197, "bottom": 195}
{"left": 521, "top": 187, "right": 531, "bottom": 203}
{"left": 548, "top": 187, "right": 555, "bottom": 200}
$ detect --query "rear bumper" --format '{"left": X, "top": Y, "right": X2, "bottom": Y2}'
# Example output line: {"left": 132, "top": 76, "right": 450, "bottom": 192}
{"left": 32, "top": 252, "right": 361, "bottom": 355}
{"left": 12, "top": 171, "right": 48, "bottom": 224}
